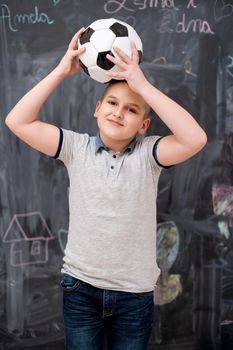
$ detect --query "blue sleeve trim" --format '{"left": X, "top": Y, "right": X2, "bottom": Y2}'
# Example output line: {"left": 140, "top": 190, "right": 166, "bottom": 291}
{"left": 54, "top": 128, "right": 63, "bottom": 159}
{"left": 153, "top": 137, "right": 174, "bottom": 169}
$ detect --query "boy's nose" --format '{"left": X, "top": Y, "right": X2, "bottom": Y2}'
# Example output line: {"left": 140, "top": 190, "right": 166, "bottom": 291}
{"left": 113, "top": 107, "right": 123, "bottom": 119}
{"left": 113, "top": 113, "right": 122, "bottom": 119}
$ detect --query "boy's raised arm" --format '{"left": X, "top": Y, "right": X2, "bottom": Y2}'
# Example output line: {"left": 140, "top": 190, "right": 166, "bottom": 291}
{"left": 5, "top": 28, "right": 85, "bottom": 157}
{"left": 138, "top": 80, "right": 207, "bottom": 166}
{"left": 106, "top": 43, "right": 207, "bottom": 167}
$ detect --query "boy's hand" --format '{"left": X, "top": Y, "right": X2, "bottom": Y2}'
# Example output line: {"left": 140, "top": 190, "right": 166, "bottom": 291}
{"left": 106, "top": 42, "right": 148, "bottom": 94}
{"left": 56, "top": 28, "right": 86, "bottom": 77}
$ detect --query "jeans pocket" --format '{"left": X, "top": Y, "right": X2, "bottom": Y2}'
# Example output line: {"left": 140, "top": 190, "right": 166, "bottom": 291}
{"left": 60, "top": 274, "right": 82, "bottom": 293}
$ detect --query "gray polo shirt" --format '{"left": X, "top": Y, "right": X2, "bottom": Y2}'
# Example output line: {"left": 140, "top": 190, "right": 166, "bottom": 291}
{"left": 56, "top": 128, "right": 165, "bottom": 293}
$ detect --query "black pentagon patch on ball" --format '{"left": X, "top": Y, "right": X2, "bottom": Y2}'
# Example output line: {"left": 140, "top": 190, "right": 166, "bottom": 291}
{"left": 80, "top": 27, "right": 94, "bottom": 45}
{"left": 138, "top": 50, "right": 143, "bottom": 63}
{"left": 97, "top": 51, "right": 115, "bottom": 70}
{"left": 110, "top": 22, "right": 128, "bottom": 37}
{"left": 79, "top": 59, "right": 90, "bottom": 76}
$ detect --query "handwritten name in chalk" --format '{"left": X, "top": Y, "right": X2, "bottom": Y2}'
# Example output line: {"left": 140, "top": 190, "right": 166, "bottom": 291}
{"left": 104, "top": 0, "right": 179, "bottom": 14}
{"left": 0, "top": 4, "right": 54, "bottom": 32}
{"left": 176, "top": 13, "right": 214, "bottom": 34}
{"left": 159, "top": 10, "right": 214, "bottom": 35}
{"left": 104, "top": 0, "right": 214, "bottom": 34}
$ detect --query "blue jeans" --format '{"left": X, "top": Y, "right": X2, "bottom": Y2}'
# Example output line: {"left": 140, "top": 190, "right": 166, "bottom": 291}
{"left": 60, "top": 274, "right": 154, "bottom": 350}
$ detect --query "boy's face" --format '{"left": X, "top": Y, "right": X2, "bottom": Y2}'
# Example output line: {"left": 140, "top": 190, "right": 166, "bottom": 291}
{"left": 94, "top": 82, "right": 150, "bottom": 149}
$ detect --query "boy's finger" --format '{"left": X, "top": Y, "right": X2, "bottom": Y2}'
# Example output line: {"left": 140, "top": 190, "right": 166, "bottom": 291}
{"left": 112, "top": 46, "right": 131, "bottom": 63}
{"left": 105, "top": 71, "right": 125, "bottom": 79}
{"left": 131, "top": 41, "right": 139, "bottom": 63}
{"left": 69, "top": 27, "right": 85, "bottom": 49}
{"left": 79, "top": 46, "right": 86, "bottom": 54}
{"left": 106, "top": 54, "right": 127, "bottom": 69}
{"left": 75, "top": 46, "right": 86, "bottom": 56}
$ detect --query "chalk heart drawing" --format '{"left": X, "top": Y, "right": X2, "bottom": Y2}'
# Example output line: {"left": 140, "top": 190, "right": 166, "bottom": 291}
{"left": 57, "top": 228, "right": 68, "bottom": 254}
{"left": 3, "top": 212, "right": 54, "bottom": 267}
{"left": 214, "top": 0, "right": 233, "bottom": 22}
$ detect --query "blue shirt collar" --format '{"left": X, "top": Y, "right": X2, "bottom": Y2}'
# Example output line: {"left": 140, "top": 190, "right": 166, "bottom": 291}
{"left": 95, "top": 133, "right": 137, "bottom": 155}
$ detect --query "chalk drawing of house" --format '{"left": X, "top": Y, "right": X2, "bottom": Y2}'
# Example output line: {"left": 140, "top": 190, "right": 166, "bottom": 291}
{"left": 3, "top": 212, "right": 54, "bottom": 266}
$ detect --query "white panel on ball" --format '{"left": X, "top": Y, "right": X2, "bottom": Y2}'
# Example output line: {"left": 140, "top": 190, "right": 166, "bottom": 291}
{"left": 127, "top": 26, "right": 143, "bottom": 51}
{"left": 90, "top": 29, "right": 116, "bottom": 52}
{"left": 112, "top": 37, "right": 131, "bottom": 59}
{"left": 78, "top": 42, "right": 98, "bottom": 67}
{"left": 88, "top": 66, "right": 110, "bottom": 83}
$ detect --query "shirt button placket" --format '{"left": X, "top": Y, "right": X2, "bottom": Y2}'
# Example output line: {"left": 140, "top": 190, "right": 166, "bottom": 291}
{"left": 110, "top": 153, "right": 117, "bottom": 175}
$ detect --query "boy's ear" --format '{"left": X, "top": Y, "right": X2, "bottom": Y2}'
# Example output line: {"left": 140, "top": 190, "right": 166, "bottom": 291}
{"left": 94, "top": 100, "right": 101, "bottom": 118}
{"left": 138, "top": 118, "right": 151, "bottom": 135}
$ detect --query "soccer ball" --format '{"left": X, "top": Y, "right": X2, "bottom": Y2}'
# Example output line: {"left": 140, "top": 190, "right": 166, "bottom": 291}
{"left": 78, "top": 18, "right": 143, "bottom": 83}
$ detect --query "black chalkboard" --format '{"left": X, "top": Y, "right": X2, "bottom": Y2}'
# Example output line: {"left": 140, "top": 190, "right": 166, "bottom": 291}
{"left": 1, "top": 1, "right": 233, "bottom": 349}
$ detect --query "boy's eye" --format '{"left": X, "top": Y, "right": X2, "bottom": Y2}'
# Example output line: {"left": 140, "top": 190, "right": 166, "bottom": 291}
{"left": 128, "top": 107, "right": 137, "bottom": 114}
{"left": 107, "top": 100, "right": 117, "bottom": 106}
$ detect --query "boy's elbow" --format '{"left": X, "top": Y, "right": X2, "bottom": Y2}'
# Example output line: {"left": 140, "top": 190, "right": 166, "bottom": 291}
{"left": 5, "top": 115, "right": 11, "bottom": 129}
{"left": 195, "top": 131, "right": 207, "bottom": 152}
{"left": 200, "top": 131, "right": 208, "bottom": 148}
{"left": 5, "top": 115, "right": 16, "bottom": 132}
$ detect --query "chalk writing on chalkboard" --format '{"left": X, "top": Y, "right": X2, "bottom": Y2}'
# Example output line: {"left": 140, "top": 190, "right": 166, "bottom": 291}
{"left": 102, "top": 0, "right": 233, "bottom": 34}
{"left": 0, "top": 4, "right": 55, "bottom": 32}
{"left": 1, "top": 0, "right": 233, "bottom": 348}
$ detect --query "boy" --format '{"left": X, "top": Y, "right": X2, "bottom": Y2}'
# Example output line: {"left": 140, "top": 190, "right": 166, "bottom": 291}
{"left": 5, "top": 28, "right": 207, "bottom": 350}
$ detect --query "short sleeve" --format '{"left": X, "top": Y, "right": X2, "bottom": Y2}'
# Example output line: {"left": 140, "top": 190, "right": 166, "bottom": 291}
{"left": 54, "top": 127, "right": 63, "bottom": 159}
{"left": 139, "top": 136, "right": 163, "bottom": 171}
{"left": 54, "top": 128, "right": 89, "bottom": 167}
{"left": 153, "top": 137, "right": 174, "bottom": 169}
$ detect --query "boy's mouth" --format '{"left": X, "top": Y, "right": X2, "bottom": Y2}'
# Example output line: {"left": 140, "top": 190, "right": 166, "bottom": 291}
{"left": 107, "top": 118, "right": 124, "bottom": 127}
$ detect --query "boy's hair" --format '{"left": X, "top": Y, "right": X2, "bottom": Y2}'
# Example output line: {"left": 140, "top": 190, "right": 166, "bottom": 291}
{"left": 100, "top": 80, "right": 151, "bottom": 120}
